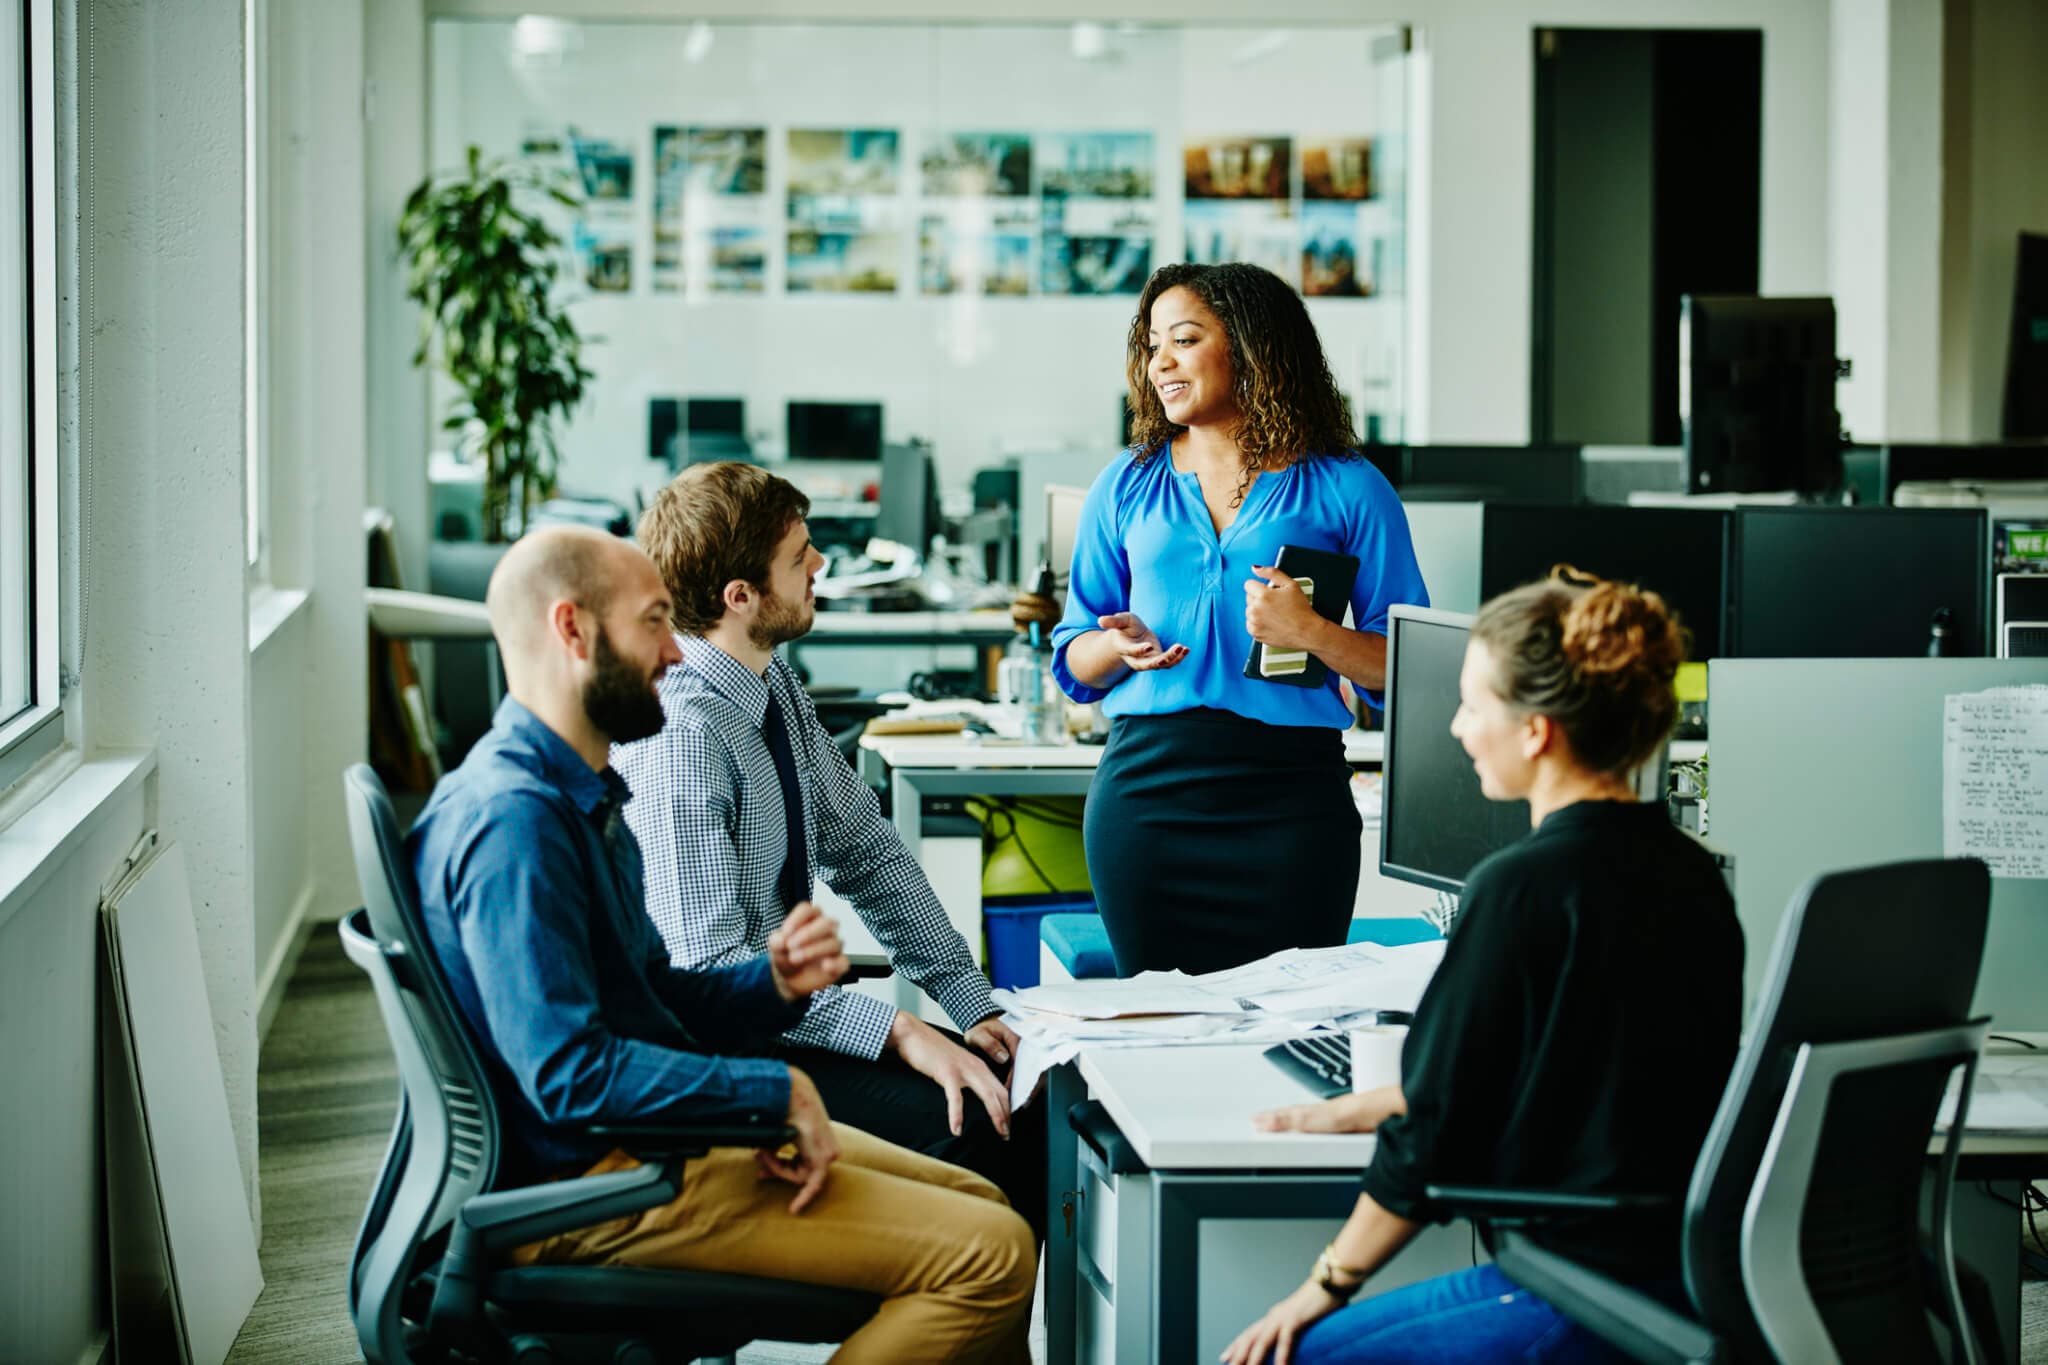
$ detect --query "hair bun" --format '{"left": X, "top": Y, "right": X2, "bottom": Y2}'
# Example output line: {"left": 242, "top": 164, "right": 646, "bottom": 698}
{"left": 1553, "top": 570, "right": 1685, "bottom": 683}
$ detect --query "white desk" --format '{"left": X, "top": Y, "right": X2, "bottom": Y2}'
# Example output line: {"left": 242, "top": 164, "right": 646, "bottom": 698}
{"left": 1047, "top": 1043, "right": 1475, "bottom": 1365}
{"left": 1043, "top": 1034, "right": 2048, "bottom": 1365}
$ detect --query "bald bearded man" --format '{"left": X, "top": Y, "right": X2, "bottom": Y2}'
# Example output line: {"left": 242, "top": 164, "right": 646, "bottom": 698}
{"left": 408, "top": 527, "right": 1035, "bottom": 1365}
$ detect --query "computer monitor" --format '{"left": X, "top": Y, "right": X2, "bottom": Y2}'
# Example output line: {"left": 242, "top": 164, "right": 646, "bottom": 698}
{"left": 1379, "top": 606, "right": 1529, "bottom": 894}
{"left": 1880, "top": 441, "right": 2048, "bottom": 502}
{"left": 787, "top": 400, "right": 883, "bottom": 463}
{"left": 1679, "top": 295, "right": 1841, "bottom": 495}
{"left": 1046, "top": 483, "right": 1088, "bottom": 589}
{"left": 686, "top": 398, "right": 744, "bottom": 435}
{"left": 1723, "top": 506, "right": 1992, "bottom": 658}
{"left": 1479, "top": 504, "right": 1729, "bottom": 659}
{"left": 1399, "top": 445, "right": 1583, "bottom": 505}
{"left": 876, "top": 444, "right": 939, "bottom": 554}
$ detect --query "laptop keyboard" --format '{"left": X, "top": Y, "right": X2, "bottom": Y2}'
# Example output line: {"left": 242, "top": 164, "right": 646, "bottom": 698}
{"left": 1263, "top": 1033, "right": 1352, "bottom": 1099}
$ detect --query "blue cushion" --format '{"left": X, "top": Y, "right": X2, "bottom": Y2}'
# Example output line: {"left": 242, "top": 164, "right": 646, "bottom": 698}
{"left": 1040, "top": 913, "right": 1440, "bottom": 982}
{"left": 1347, "top": 917, "right": 1444, "bottom": 948}
{"left": 1040, "top": 913, "right": 1117, "bottom": 979}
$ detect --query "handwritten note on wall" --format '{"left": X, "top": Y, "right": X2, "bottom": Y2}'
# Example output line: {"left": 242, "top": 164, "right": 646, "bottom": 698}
{"left": 1943, "top": 685, "right": 2048, "bottom": 880}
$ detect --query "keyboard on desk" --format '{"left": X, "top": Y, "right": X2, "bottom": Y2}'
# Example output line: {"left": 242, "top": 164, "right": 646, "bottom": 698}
{"left": 1264, "top": 1034, "right": 1352, "bottom": 1099}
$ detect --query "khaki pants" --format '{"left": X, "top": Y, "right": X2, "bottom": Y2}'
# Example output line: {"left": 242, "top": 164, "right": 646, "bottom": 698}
{"left": 515, "top": 1122, "right": 1035, "bottom": 1364}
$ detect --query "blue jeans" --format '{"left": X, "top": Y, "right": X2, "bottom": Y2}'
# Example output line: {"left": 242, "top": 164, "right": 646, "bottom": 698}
{"left": 1289, "top": 1264, "right": 1646, "bottom": 1364}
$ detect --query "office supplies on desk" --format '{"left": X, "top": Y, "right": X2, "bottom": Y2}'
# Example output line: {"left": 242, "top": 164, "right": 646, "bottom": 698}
{"left": 1243, "top": 545, "right": 1359, "bottom": 688}
{"left": 863, "top": 714, "right": 968, "bottom": 737}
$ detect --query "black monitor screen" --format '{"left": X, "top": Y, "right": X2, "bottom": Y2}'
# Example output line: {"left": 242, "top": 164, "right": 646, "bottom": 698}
{"left": 1680, "top": 295, "right": 1840, "bottom": 495}
{"left": 1480, "top": 504, "right": 1728, "bottom": 659}
{"left": 1725, "top": 506, "right": 1990, "bottom": 657}
{"left": 787, "top": 400, "right": 883, "bottom": 462}
{"left": 686, "top": 398, "right": 744, "bottom": 435}
{"left": 1379, "top": 609, "right": 1529, "bottom": 895}
{"left": 1402, "top": 445, "right": 1582, "bottom": 505}
{"left": 876, "top": 445, "right": 937, "bottom": 552}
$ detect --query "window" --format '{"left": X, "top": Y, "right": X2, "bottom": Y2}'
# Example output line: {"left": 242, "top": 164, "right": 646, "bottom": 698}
{"left": 244, "top": 0, "right": 267, "bottom": 570}
{"left": 1, "top": 0, "right": 62, "bottom": 791}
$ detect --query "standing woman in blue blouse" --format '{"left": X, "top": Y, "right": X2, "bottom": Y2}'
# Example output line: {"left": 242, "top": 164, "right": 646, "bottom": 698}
{"left": 1051, "top": 262, "right": 1429, "bottom": 976}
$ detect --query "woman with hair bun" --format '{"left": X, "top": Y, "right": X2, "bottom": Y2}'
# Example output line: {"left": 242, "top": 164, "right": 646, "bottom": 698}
{"left": 1224, "top": 567, "right": 1744, "bottom": 1365}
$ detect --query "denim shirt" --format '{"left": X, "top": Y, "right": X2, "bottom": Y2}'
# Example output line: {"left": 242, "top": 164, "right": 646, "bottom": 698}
{"left": 410, "top": 697, "right": 803, "bottom": 1180}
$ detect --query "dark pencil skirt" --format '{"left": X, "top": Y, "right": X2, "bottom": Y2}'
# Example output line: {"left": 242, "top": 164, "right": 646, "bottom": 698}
{"left": 1083, "top": 708, "right": 1362, "bottom": 977}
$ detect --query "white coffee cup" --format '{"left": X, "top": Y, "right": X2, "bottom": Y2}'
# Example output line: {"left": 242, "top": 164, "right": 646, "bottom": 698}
{"left": 1349, "top": 1025, "right": 1408, "bottom": 1094}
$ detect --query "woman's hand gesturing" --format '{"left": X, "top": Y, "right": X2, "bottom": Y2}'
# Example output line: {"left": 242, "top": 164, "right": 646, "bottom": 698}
{"left": 1096, "top": 611, "right": 1189, "bottom": 672}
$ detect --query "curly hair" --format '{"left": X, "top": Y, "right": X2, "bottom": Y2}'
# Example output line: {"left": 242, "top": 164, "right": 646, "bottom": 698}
{"left": 1123, "top": 261, "right": 1358, "bottom": 507}
{"left": 1470, "top": 565, "right": 1690, "bottom": 779}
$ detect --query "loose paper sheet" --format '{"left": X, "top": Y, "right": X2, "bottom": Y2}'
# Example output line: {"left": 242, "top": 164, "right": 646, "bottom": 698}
{"left": 1942, "top": 685, "right": 2048, "bottom": 880}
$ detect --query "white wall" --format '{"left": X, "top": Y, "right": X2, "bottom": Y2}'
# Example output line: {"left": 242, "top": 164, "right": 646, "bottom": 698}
{"left": 1829, "top": 0, "right": 1944, "bottom": 444}
{"left": 258, "top": 0, "right": 372, "bottom": 1010}
{"left": 429, "top": 19, "right": 1408, "bottom": 505}
{"left": 76, "top": 0, "right": 261, "bottom": 1215}
{"left": 0, "top": 770, "right": 149, "bottom": 1363}
{"left": 369, "top": 0, "right": 434, "bottom": 590}
{"left": 413, "top": 0, "right": 1834, "bottom": 464}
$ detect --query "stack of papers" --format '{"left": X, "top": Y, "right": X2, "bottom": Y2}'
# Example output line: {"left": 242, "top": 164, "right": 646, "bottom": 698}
{"left": 996, "top": 939, "right": 1447, "bottom": 1105}
{"left": 1938, "top": 1068, "right": 2048, "bottom": 1135}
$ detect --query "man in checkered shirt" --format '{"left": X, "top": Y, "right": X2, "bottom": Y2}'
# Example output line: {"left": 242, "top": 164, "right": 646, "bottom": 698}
{"left": 614, "top": 461, "right": 1044, "bottom": 1239}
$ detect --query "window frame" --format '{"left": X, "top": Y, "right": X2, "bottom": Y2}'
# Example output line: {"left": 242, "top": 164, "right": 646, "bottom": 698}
{"left": 0, "top": 0, "right": 62, "bottom": 795}
{"left": 244, "top": 0, "right": 270, "bottom": 577}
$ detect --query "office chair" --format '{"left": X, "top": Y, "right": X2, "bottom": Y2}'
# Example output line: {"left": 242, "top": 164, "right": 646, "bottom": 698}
{"left": 1428, "top": 858, "right": 1997, "bottom": 1365}
{"left": 339, "top": 764, "right": 881, "bottom": 1364}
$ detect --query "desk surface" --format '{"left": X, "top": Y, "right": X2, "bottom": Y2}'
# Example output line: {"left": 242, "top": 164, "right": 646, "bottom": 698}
{"left": 806, "top": 609, "right": 1015, "bottom": 638}
{"left": 866, "top": 729, "right": 1707, "bottom": 772}
{"left": 1079, "top": 1043, "right": 1377, "bottom": 1171}
{"left": 1075, "top": 1036, "right": 2048, "bottom": 1174}
{"left": 867, "top": 729, "right": 1386, "bottom": 770}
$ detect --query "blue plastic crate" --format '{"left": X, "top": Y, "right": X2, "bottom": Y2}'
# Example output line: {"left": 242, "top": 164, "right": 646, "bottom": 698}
{"left": 984, "top": 894, "right": 1097, "bottom": 990}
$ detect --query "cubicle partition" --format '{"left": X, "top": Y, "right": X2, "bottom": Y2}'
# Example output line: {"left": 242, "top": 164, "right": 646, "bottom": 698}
{"left": 1709, "top": 658, "right": 2048, "bottom": 1029}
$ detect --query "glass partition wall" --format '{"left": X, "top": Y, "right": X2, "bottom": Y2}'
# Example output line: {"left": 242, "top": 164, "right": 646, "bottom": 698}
{"left": 427, "top": 18, "right": 1411, "bottom": 561}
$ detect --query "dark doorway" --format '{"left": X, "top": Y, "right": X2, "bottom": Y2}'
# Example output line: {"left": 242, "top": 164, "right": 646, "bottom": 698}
{"left": 1532, "top": 28, "right": 1763, "bottom": 446}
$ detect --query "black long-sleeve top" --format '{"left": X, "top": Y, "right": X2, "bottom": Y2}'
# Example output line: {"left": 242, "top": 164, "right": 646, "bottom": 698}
{"left": 1361, "top": 799, "right": 1744, "bottom": 1280}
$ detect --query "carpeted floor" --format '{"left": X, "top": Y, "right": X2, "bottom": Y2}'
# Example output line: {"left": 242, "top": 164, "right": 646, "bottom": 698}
{"left": 225, "top": 928, "right": 2046, "bottom": 1364}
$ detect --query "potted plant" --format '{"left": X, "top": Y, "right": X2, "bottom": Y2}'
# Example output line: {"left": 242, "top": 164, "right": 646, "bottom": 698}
{"left": 399, "top": 146, "right": 595, "bottom": 543}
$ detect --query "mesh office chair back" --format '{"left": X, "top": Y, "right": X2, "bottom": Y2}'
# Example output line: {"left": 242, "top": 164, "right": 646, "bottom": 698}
{"left": 342, "top": 765, "right": 508, "bottom": 1361}
{"left": 1682, "top": 858, "right": 1993, "bottom": 1363}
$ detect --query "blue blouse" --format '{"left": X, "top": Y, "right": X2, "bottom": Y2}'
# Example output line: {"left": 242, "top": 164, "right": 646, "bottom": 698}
{"left": 1051, "top": 444, "right": 1429, "bottom": 728}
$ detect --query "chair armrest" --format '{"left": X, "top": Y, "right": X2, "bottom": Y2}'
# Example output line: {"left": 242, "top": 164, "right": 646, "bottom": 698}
{"left": 586, "top": 1121, "right": 799, "bottom": 1156}
{"left": 458, "top": 1122, "right": 798, "bottom": 1254}
{"left": 461, "top": 1160, "right": 685, "bottom": 1255}
{"left": 1492, "top": 1231, "right": 1722, "bottom": 1365}
{"left": 841, "top": 952, "right": 893, "bottom": 982}
{"left": 1424, "top": 1184, "right": 1672, "bottom": 1223}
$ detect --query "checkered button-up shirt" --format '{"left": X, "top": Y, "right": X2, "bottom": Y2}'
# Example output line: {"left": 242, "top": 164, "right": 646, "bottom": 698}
{"left": 614, "top": 634, "right": 996, "bottom": 1059}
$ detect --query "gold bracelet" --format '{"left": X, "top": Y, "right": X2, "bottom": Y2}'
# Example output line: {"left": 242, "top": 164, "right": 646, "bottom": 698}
{"left": 1320, "top": 1242, "right": 1370, "bottom": 1280}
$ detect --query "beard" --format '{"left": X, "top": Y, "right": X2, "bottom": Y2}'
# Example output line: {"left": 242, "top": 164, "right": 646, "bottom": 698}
{"left": 583, "top": 627, "right": 667, "bottom": 744}
{"left": 746, "top": 582, "right": 815, "bottom": 651}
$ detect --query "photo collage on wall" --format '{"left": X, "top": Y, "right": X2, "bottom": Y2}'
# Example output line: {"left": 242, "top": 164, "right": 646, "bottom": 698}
{"left": 569, "top": 130, "right": 636, "bottom": 294}
{"left": 918, "top": 133, "right": 1035, "bottom": 296}
{"left": 1184, "top": 134, "right": 1381, "bottom": 298}
{"left": 653, "top": 126, "right": 768, "bottom": 294}
{"left": 519, "top": 122, "right": 1378, "bottom": 302}
{"left": 787, "top": 128, "right": 903, "bottom": 294}
{"left": 1039, "top": 132, "right": 1155, "bottom": 296}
